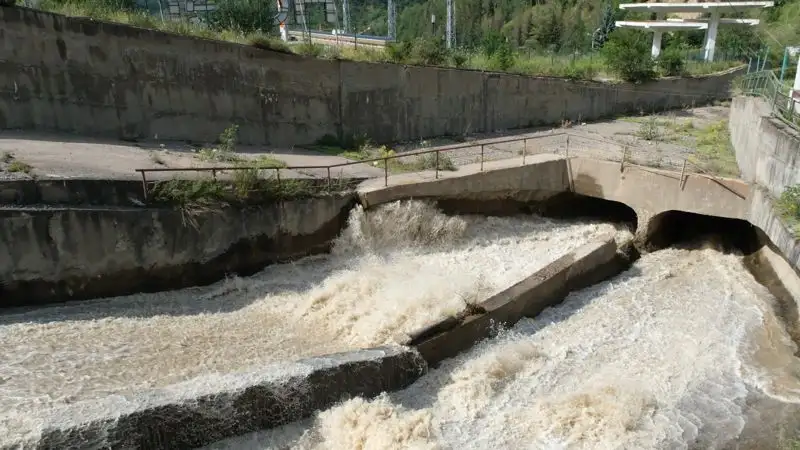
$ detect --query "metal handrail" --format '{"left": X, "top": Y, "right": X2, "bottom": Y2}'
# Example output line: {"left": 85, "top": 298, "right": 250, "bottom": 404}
{"left": 135, "top": 132, "right": 568, "bottom": 198}
{"left": 134, "top": 126, "right": 738, "bottom": 199}
{"left": 738, "top": 70, "right": 800, "bottom": 130}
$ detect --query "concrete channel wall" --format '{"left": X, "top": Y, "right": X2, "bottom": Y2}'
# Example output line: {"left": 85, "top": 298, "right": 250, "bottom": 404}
{"left": 730, "top": 96, "right": 800, "bottom": 271}
{"left": 2, "top": 6, "right": 741, "bottom": 147}
{"left": 0, "top": 195, "right": 356, "bottom": 307}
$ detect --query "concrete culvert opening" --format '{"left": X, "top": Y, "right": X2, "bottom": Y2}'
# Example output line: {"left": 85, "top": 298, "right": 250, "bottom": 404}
{"left": 644, "top": 210, "right": 761, "bottom": 254}
{"left": 537, "top": 192, "right": 639, "bottom": 233}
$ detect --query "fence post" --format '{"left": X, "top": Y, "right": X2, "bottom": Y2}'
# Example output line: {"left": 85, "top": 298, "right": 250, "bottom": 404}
{"left": 327, "top": 166, "right": 332, "bottom": 190}
{"left": 566, "top": 134, "right": 570, "bottom": 159}
{"left": 211, "top": 169, "right": 217, "bottom": 180}
{"left": 680, "top": 158, "right": 687, "bottom": 189}
{"left": 522, "top": 138, "right": 527, "bottom": 165}
{"left": 275, "top": 167, "right": 281, "bottom": 193}
{"left": 620, "top": 146, "right": 627, "bottom": 171}
{"left": 140, "top": 170, "right": 148, "bottom": 201}
{"left": 384, "top": 158, "right": 388, "bottom": 187}
{"left": 480, "top": 144, "right": 485, "bottom": 172}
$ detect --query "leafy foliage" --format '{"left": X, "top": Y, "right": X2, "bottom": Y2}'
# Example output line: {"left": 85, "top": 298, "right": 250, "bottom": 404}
{"left": 601, "top": 29, "right": 655, "bottom": 82}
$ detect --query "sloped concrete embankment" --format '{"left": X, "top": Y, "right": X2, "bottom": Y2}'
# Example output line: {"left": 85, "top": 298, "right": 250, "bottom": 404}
{"left": 1, "top": 6, "right": 741, "bottom": 146}
{"left": 730, "top": 95, "right": 800, "bottom": 272}
{"left": 0, "top": 195, "right": 357, "bottom": 307}
{"left": 11, "top": 235, "right": 622, "bottom": 449}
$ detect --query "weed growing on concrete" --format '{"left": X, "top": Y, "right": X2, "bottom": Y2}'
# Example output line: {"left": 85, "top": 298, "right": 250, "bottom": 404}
{"left": 636, "top": 117, "right": 662, "bottom": 141}
{"left": 1, "top": 152, "right": 12, "bottom": 164}
{"left": 2, "top": 151, "right": 34, "bottom": 175}
{"left": 687, "top": 120, "right": 739, "bottom": 177}
{"left": 415, "top": 152, "right": 457, "bottom": 172}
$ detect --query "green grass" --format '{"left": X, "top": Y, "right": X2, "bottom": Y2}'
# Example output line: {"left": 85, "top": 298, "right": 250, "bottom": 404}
{"left": 687, "top": 120, "right": 740, "bottom": 177}
{"left": 776, "top": 185, "right": 800, "bottom": 238}
{"left": 149, "top": 174, "right": 349, "bottom": 208}
{"left": 2, "top": 152, "right": 34, "bottom": 175}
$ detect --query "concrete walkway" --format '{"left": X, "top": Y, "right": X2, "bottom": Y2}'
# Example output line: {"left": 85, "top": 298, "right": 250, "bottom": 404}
{"left": 0, "top": 132, "right": 382, "bottom": 180}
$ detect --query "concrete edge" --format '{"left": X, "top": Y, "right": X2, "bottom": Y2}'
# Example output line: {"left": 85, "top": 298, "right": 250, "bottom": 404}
{"left": 408, "top": 236, "right": 619, "bottom": 366}
{"left": 15, "top": 346, "right": 426, "bottom": 449}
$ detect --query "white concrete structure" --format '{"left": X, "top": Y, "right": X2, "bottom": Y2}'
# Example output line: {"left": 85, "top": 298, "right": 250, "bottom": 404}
{"left": 616, "top": 2, "right": 773, "bottom": 61}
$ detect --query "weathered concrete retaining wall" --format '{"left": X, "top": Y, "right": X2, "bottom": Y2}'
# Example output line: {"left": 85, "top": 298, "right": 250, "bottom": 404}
{"left": 2, "top": 6, "right": 741, "bottom": 147}
{"left": 408, "top": 236, "right": 621, "bottom": 366}
{"left": 0, "top": 195, "right": 356, "bottom": 307}
{"left": 0, "top": 179, "right": 146, "bottom": 206}
{"left": 730, "top": 96, "right": 800, "bottom": 198}
{"left": 15, "top": 346, "right": 426, "bottom": 449}
{"left": 730, "top": 95, "right": 800, "bottom": 272}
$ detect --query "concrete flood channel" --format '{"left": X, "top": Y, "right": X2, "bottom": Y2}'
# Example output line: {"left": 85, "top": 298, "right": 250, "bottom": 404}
{"left": 1, "top": 168, "right": 800, "bottom": 448}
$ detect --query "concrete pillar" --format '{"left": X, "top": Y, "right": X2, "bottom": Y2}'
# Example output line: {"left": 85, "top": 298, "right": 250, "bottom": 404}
{"left": 651, "top": 31, "right": 663, "bottom": 58}
{"left": 703, "top": 11, "right": 720, "bottom": 62}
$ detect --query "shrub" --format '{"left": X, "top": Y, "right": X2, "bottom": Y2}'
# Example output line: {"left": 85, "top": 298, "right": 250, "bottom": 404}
{"left": 208, "top": 0, "right": 275, "bottom": 34}
{"left": 657, "top": 47, "right": 686, "bottom": 77}
{"left": 295, "top": 42, "right": 324, "bottom": 57}
{"left": 487, "top": 45, "right": 515, "bottom": 71}
{"left": 601, "top": 29, "right": 655, "bottom": 82}
{"left": 407, "top": 37, "right": 449, "bottom": 66}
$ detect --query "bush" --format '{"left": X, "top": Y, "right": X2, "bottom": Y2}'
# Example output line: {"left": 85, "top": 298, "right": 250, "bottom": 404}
{"left": 208, "top": 0, "right": 275, "bottom": 34}
{"left": 295, "top": 42, "right": 324, "bottom": 57}
{"left": 386, "top": 41, "right": 412, "bottom": 63}
{"left": 601, "top": 29, "right": 655, "bottom": 82}
{"left": 487, "top": 45, "right": 515, "bottom": 71}
{"left": 657, "top": 47, "right": 686, "bottom": 77}
{"left": 407, "top": 37, "right": 449, "bottom": 66}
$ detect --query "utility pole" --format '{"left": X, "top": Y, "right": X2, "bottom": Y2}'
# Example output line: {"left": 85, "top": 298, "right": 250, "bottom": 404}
{"left": 342, "top": 0, "right": 350, "bottom": 33}
{"left": 387, "top": 0, "right": 396, "bottom": 41}
{"left": 445, "top": 0, "right": 453, "bottom": 48}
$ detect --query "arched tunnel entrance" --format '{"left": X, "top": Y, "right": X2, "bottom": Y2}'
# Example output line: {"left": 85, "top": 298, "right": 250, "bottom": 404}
{"left": 537, "top": 192, "right": 639, "bottom": 232}
{"left": 644, "top": 210, "right": 762, "bottom": 254}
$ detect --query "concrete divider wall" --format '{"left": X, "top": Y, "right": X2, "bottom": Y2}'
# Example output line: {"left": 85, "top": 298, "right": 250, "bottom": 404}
{"left": 409, "top": 236, "right": 620, "bottom": 366}
{"left": 0, "top": 195, "right": 356, "bottom": 307}
{"left": 2, "top": 6, "right": 741, "bottom": 147}
{"left": 0, "top": 179, "right": 146, "bottom": 206}
{"left": 16, "top": 346, "right": 426, "bottom": 449}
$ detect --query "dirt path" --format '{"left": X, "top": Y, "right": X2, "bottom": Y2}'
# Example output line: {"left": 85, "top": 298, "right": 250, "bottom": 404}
{"left": 0, "top": 105, "right": 733, "bottom": 181}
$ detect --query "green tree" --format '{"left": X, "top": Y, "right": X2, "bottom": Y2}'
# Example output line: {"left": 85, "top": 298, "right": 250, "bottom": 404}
{"left": 602, "top": 29, "right": 655, "bottom": 82}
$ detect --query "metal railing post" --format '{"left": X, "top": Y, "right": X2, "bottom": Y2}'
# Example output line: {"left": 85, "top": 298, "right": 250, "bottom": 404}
{"left": 480, "top": 144, "right": 485, "bottom": 172}
{"left": 140, "top": 170, "right": 148, "bottom": 201}
{"left": 522, "top": 138, "right": 527, "bottom": 165}
{"left": 327, "top": 166, "right": 332, "bottom": 190}
{"left": 275, "top": 168, "right": 281, "bottom": 193}
{"left": 566, "top": 134, "right": 570, "bottom": 159}
{"left": 435, "top": 150, "right": 440, "bottom": 179}
{"left": 680, "top": 158, "right": 687, "bottom": 189}
{"left": 620, "top": 146, "right": 627, "bottom": 171}
{"left": 384, "top": 158, "right": 388, "bottom": 187}
{"left": 211, "top": 169, "right": 217, "bottom": 180}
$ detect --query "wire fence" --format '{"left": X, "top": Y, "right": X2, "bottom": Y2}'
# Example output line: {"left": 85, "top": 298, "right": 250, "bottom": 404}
{"left": 135, "top": 130, "right": 728, "bottom": 200}
{"left": 738, "top": 70, "right": 800, "bottom": 130}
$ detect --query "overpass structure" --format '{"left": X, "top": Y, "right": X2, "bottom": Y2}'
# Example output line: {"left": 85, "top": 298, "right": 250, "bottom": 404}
{"left": 616, "top": 1, "right": 772, "bottom": 60}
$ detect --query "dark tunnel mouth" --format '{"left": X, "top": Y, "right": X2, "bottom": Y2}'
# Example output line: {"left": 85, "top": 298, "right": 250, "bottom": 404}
{"left": 536, "top": 192, "right": 639, "bottom": 233}
{"left": 644, "top": 210, "right": 763, "bottom": 254}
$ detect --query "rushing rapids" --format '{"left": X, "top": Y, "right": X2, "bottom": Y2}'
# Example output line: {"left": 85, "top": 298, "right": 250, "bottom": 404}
{"left": 204, "top": 246, "right": 800, "bottom": 450}
{"left": 0, "top": 201, "right": 624, "bottom": 443}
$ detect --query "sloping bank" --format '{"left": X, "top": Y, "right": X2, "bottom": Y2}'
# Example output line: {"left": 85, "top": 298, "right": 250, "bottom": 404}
{"left": 7, "top": 235, "right": 623, "bottom": 448}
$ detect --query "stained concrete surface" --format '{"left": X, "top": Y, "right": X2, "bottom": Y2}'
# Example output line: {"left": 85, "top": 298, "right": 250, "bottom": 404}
{"left": 0, "top": 131, "right": 383, "bottom": 181}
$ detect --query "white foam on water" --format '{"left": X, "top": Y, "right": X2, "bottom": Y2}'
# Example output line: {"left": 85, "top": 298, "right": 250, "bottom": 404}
{"left": 0, "top": 201, "right": 621, "bottom": 442}
{"left": 205, "top": 247, "right": 800, "bottom": 450}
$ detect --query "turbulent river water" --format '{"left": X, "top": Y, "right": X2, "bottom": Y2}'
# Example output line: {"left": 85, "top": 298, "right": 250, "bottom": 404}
{"left": 201, "top": 217, "right": 800, "bottom": 449}
{"left": 0, "top": 201, "right": 625, "bottom": 443}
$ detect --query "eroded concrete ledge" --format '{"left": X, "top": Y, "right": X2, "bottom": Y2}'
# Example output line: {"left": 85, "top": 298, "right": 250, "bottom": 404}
{"left": 13, "top": 346, "right": 426, "bottom": 449}
{"left": 0, "top": 195, "right": 357, "bottom": 307}
{"left": 409, "top": 236, "right": 621, "bottom": 366}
